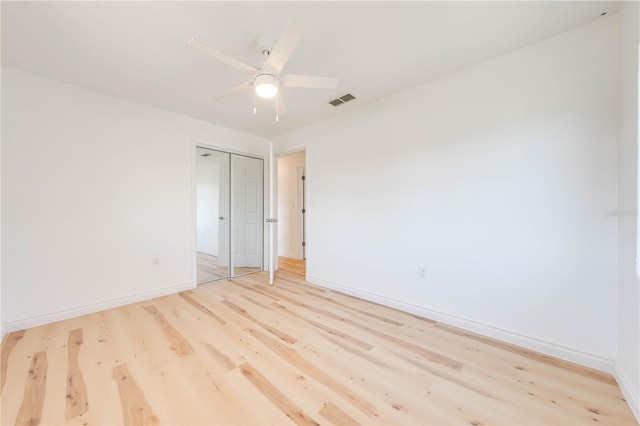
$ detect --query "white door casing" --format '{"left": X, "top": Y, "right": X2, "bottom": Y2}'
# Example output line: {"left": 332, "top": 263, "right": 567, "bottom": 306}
{"left": 297, "top": 165, "right": 305, "bottom": 260}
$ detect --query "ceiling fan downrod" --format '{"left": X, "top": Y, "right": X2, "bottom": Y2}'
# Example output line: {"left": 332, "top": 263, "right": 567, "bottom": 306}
{"left": 255, "top": 36, "right": 273, "bottom": 59}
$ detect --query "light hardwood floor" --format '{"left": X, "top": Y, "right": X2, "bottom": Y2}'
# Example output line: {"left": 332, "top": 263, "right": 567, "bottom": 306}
{"left": 278, "top": 256, "right": 306, "bottom": 276}
{"left": 197, "top": 251, "right": 228, "bottom": 282}
{"left": 197, "top": 251, "right": 259, "bottom": 283}
{"left": 1, "top": 266, "right": 636, "bottom": 425}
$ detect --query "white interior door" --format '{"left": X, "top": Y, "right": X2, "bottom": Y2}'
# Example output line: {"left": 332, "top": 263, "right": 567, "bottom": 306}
{"left": 269, "top": 143, "right": 276, "bottom": 284}
{"left": 232, "top": 155, "right": 263, "bottom": 272}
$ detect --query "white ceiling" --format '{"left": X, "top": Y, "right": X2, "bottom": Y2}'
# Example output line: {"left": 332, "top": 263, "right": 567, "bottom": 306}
{"left": 1, "top": 1, "right": 618, "bottom": 138}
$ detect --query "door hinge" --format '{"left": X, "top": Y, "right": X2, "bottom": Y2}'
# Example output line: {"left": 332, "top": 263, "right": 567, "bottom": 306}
{"left": 301, "top": 175, "right": 306, "bottom": 181}
{"left": 302, "top": 242, "right": 306, "bottom": 247}
{"left": 302, "top": 209, "right": 306, "bottom": 214}
{"left": 265, "top": 218, "right": 278, "bottom": 223}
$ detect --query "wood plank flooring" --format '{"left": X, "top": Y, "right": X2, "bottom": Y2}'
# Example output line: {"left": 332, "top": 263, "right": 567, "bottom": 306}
{"left": 1, "top": 265, "right": 637, "bottom": 425}
{"left": 197, "top": 251, "right": 228, "bottom": 282}
{"left": 197, "top": 252, "right": 259, "bottom": 283}
{"left": 279, "top": 256, "right": 306, "bottom": 276}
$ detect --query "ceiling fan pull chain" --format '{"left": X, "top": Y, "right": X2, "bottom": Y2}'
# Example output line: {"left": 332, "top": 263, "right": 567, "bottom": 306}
{"left": 253, "top": 90, "right": 257, "bottom": 115}
{"left": 276, "top": 96, "right": 279, "bottom": 122}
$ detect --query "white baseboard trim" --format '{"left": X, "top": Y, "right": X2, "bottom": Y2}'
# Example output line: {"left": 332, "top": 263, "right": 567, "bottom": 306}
{"left": 307, "top": 275, "right": 615, "bottom": 373}
{"left": 3, "top": 281, "right": 195, "bottom": 334}
{"left": 614, "top": 363, "right": 640, "bottom": 423}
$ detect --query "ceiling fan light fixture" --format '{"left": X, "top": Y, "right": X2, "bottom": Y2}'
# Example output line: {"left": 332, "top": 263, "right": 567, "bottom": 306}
{"left": 254, "top": 73, "right": 279, "bottom": 99}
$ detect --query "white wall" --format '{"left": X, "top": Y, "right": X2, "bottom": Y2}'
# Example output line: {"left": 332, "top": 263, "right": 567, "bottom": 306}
{"left": 275, "top": 17, "right": 619, "bottom": 370}
{"left": 617, "top": 1, "right": 640, "bottom": 421}
{"left": 278, "top": 151, "right": 306, "bottom": 259}
{"left": 1, "top": 66, "right": 269, "bottom": 330}
{"left": 196, "top": 155, "right": 220, "bottom": 256}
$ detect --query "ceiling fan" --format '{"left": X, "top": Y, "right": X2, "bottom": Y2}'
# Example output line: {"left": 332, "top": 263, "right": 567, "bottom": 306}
{"left": 189, "top": 18, "right": 338, "bottom": 122}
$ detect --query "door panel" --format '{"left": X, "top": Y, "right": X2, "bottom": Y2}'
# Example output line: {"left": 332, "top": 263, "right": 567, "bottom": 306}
{"left": 232, "top": 155, "right": 264, "bottom": 276}
{"left": 269, "top": 143, "right": 276, "bottom": 284}
{"left": 196, "top": 148, "right": 231, "bottom": 283}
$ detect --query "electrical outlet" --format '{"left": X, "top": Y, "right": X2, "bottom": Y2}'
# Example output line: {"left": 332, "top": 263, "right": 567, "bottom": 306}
{"left": 152, "top": 257, "right": 159, "bottom": 266}
{"left": 418, "top": 266, "right": 427, "bottom": 279}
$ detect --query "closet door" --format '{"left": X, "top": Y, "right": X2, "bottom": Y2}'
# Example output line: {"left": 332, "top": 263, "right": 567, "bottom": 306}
{"left": 231, "top": 154, "right": 264, "bottom": 277}
{"left": 196, "top": 147, "right": 231, "bottom": 283}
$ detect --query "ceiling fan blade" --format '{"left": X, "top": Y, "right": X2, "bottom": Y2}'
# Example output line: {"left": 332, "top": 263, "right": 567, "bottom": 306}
{"left": 265, "top": 18, "right": 304, "bottom": 74}
{"left": 282, "top": 73, "right": 338, "bottom": 89}
{"left": 189, "top": 38, "right": 258, "bottom": 75}
{"left": 212, "top": 80, "right": 253, "bottom": 101}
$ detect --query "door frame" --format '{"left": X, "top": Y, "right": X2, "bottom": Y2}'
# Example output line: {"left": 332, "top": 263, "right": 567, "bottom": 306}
{"left": 275, "top": 147, "right": 309, "bottom": 279}
{"left": 296, "top": 164, "right": 306, "bottom": 259}
{"left": 192, "top": 138, "right": 266, "bottom": 286}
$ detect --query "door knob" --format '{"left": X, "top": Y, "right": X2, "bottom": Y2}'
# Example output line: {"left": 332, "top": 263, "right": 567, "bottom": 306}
{"left": 219, "top": 216, "right": 224, "bottom": 220}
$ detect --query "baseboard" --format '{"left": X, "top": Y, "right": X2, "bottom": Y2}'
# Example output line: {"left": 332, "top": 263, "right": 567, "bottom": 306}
{"left": 307, "top": 275, "right": 615, "bottom": 373}
{"left": 615, "top": 363, "right": 640, "bottom": 423}
{"left": 3, "top": 281, "right": 195, "bottom": 334}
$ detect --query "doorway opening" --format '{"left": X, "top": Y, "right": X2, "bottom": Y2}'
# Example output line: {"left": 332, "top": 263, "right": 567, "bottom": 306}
{"left": 196, "top": 146, "right": 264, "bottom": 284}
{"left": 277, "top": 150, "right": 306, "bottom": 278}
